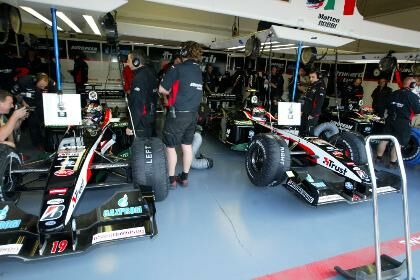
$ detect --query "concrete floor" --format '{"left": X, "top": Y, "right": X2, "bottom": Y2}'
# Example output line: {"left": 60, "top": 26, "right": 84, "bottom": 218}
{"left": 1, "top": 135, "right": 420, "bottom": 280}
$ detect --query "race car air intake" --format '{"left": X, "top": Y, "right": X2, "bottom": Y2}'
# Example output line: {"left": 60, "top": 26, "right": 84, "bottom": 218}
{"left": 191, "top": 132, "right": 213, "bottom": 169}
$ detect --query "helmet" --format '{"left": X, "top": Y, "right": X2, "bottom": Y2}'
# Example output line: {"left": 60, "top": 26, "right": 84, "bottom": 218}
{"left": 252, "top": 106, "right": 266, "bottom": 121}
{"left": 85, "top": 104, "right": 103, "bottom": 123}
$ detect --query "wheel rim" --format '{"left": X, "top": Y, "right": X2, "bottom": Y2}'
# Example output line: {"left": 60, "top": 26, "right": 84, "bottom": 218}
{"left": 250, "top": 145, "right": 265, "bottom": 173}
{"left": 344, "top": 148, "right": 351, "bottom": 159}
{"left": 1, "top": 156, "right": 20, "bottom": 201}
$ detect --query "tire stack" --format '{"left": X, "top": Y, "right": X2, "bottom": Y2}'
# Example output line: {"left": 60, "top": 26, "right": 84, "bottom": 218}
{"left": 403, "top": 128, "right": 420, "bottom": 165}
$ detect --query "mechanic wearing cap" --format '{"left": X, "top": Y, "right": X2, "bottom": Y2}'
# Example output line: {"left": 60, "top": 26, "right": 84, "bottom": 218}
{"left": 371, "top": 77, "right": 393, "bottom": 118}
{"left": 159, "top": 41, "right": 203, "bottom": 188}
{"left": 341, "top": 77, "right": 364, "bottom": 111}
{"left": 69, "top": 51, "right": 89, "bottom": 107}
{"left": 0, "top": 90, "right": 29, "bottom": 148}
{"left": 125, "top": 49, "right": 158, "bottom": 138}
{"left": 300, "top": 70, "right": 326, "bottom": 136}
{"left": 11, "top": 73, "right": 56, "bottom": 150}
{"left": 376, "top": 77, "right": 420, "bottom": 168}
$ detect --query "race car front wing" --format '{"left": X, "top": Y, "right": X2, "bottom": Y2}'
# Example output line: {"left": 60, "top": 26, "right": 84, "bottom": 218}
{"left": 0, "top": 189, "right": 156, "bottom": 260}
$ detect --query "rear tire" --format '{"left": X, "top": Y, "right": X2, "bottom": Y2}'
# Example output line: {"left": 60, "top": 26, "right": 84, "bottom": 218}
{"left": 402, "top": 128, "right": 420, "bottom": 165}
{"left": 131, "top": 137, "right": 169, "bottom": 201}
{"left": 0, "top": 145, "right": 21, "bottom": 203}
{"left": 329, "top": 131, "right": 368, "bottom": 165}
{"left": 245, "top": 134, "right": 291, "bottom": 186}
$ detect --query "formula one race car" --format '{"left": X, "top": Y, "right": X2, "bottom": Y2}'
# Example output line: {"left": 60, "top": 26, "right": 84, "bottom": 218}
{"left": 0, "top": 104, "right": 168, "bottom": 260}
{"left": 208, "top": 97, "right": 401, "bottom": 206}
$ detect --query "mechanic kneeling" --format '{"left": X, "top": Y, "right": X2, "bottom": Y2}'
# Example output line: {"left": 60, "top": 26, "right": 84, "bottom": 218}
{"left": 300, "top": 70, "right": 326, "bottom": 136}
{"left": 0, "top": 90, "right": 29, "bottom": 148}
{"left": 376, "top": 77, "right": 420, "bottom": 168}
{"left": 11, "top": 73, "right": 56, "bottom": 150}
{"left": 125, "top": 49, "right": 158, "bottom": 137}
{"left": 159, "top": 41, "right": 203, "bottom": 188}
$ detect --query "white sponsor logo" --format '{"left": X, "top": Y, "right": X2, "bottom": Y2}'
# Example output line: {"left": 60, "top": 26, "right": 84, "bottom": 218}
{"left": 40, "top": 205, "right": 65, "bottom": 221}
{"left": 318, "top": 194, "right": 345, "bottom": 204}
{"left": 47, "top": 199, "right": 65, "bottom": 205}
{"left": 399, "top": 236, "right": 420, "bottom": 247}
{"left": 287, "top": 180, "right": 315, "bottom": 204}
{"left": 333, "top": 121, "right": 354, "bottom": 131}
{"left": 92, "top": 227, "right": 146, "bottom": 244}
{"left": 189, "top": 83, "right": 203, "bottom": 91}
{"left": 0, "top": 244, "right": 23, "bottom": 256}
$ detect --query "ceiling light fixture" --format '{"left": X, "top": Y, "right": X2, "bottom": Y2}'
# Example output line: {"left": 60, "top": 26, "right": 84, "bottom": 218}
{"left": 20, "top": 6, "right": 63, "bottom": 31}
{"left": 227, "top": 46, "right": 245, "bottom": 50}
{"left": 83, "top": 15, "right": 101, "bottom": 35}
{"left": 56, "top": 11, "right": 82, "bottom": 33}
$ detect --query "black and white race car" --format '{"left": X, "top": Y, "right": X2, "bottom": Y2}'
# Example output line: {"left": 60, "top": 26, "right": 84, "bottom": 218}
{"left": 208, "top": 100, "right": 401, "bottom": 206}
{"left": 0, "top": 105, "right": 168, "bottom": 260}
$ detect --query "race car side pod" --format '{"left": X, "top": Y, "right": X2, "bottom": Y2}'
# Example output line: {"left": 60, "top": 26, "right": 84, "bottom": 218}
{"left": 191, "top": 132, "right": 213, "bottom": 170}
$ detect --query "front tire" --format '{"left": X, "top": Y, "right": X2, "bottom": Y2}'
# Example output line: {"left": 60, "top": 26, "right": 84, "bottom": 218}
{"left": 245, "top": 134, "right": 291, "bottom": 186}
{"left": 329, "top": 131, "right": 368, "bottom": 165}
{"left": 0, "top": 145, "right": 22, "bottom": 203}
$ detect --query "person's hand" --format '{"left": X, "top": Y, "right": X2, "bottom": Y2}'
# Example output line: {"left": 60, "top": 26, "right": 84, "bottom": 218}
{"left": 13, "top": 107, "right": 29, "bottom": 120}
{"left": 308, "top": 115, "right": 314, "bottom": 120}
{"left": 126, "top": 128, "right": 134, "bottom": 136}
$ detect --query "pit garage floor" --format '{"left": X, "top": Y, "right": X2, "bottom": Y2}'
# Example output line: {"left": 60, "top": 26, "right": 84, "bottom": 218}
{"left": 2, "top": 135, "right": 420, "bottom": 280}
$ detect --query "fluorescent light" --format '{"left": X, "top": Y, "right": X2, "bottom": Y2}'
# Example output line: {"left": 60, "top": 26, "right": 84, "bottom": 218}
{"left": 271, "top": 46, "right": 309, "bottom": 51}
{"left": 261, "top": 41, "right": 280, "bottom": 46}
{"left": 83, "top": 15, "right": 101, "bottom": 35}
{"left": 56, "top": 11, "right": 82, "bottom": 33}
{"left": 20, "top": 6, "right": 63, "bottom": 31}
{"left": 227, "top": 46, "right": 245, "bottom": 50}
{"left": 271, "top": 43, "right": 295, "bottom": 48}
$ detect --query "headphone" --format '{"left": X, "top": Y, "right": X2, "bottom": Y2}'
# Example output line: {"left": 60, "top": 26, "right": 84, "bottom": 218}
{"left": 179, "top": 43, "right": 189, "bottom": 57}
{"left": 132, "top": 56, "right": 141, "bottom": 68}
{"left": 130, "top": 50, "right": 144, "bottom": 68}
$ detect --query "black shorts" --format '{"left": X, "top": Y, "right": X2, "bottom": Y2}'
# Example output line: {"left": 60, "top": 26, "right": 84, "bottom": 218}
{"left": 163, "top": 112, "right": 198, "bottom": 147}
{"left": 383, "top": 119, "right": 411, "bottom": 146}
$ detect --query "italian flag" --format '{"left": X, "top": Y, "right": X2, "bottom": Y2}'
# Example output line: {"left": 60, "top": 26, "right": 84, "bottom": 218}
{"left": 323, "top": 0, "right": 356, "bottom": 15}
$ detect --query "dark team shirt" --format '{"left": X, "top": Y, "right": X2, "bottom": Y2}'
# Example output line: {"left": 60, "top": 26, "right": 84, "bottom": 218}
{"left": 128, "top": 65, "right": 157, "bottom": 130}
{"left": 386, "top": 88, "right": 420, "bottom": 121}
{"left": 160, "top": 60, "right": 203, "bottom": 112}
{"left": 11, "top": 75, "right": 56, "bottom": 109}
{"left": 302, "top": 80, "right": 326, "bottom": 117}
{"left": 371, "top": 85, "right": 393, "bottom": 117}
{"left": 203, "top": 71, "right": 218, "bottom": 93}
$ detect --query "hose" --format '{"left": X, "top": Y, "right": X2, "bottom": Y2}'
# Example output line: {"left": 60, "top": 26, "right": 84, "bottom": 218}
{"left": 191, "top": 132, "right": 213, "bottom": 169}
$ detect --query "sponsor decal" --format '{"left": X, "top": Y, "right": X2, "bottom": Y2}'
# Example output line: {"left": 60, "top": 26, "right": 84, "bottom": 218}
{"left": 346, "top": 162, "right": 355, "bottom": 166}
{"left": 399, "top": 236, "right": 420, "bottom": 247}
{"left": 355, "top": 170, "right": 370, "bottom": 181}
{"left": 49, "top": 188, "right": 68, "bottom": 195}
{"left": 189, "top": 82, "right": 203, "bottom": 91}
{"left": 333, "top": 121, "right": 354, "bottom": 131}
{"left": 318, "top": 194, "right": 345, "bottom": 203}
{"left": 0, "top": 244, "right": 23, "bottom": 256}
{"left": 307, "top": 0, "right": 356, "bottom": 15}
{"left": 248, "top": 130, "right": 255, "bottom": 140}
{"left": 0, "top": 206, "right": 21, "bottom": 230}
{"left": 47, "top": 198, "right": 65, "bottom": 205}
{"left": 103, "top": 194, "right": 142, "bottom": 218}
{"left": 57, "top": 156, "right": 79, "bottom": 161}
{"left": 286, "top": 171, "right": 295, "bottom": 178}
{"left": 51, "top": 240, "right": 68, "bottom": 254}
{"left": 312, "top": 182, "right": 327, "bottom": 188}
{"left": 58, "top": 152, "right": 81, "bottom": 157}
{"left": 45, "top": 221, "right": 56, "bottom": 226}
{"left": 145, "top": 145, "right": 153, "bottom": 164}
{"left": 344, "top": 181, "right": 354, "bottom": 190}
{"left": 40, "top": 205, "right": 65, "bottom": 221}
{"left": 332, "top": 150, "right": 344, "bottom": 158}
{"left": 92, "top": 227, "right": 146, "bottom": 244}
{"left": 323, "top": 157, "right": 348, "bottom": 176}
{"left": 326, "top": 146, "right": 335, "bottom": 152}
{"left": 311, "top": 138, "right": 329, "bottom": 146}
{"left": 287, "top": 180, "right": 315, "bottom": 204}
{"left": 54, "top": 169, "right": 74, "bottom": 177}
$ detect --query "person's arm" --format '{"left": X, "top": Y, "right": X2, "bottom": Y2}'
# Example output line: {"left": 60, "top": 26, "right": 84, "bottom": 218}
{"left": 159, "top": 66, "right": 177, "bottom": 96}
{"left": 0, "top": 107, "right": 28, "bottom": 142}
{"left": 394, "top": 68, "right": 403, "bottom": 89}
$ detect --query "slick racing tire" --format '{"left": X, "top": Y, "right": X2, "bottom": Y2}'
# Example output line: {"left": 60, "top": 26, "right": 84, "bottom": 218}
{"left": 245, "top": 134, "right": 291, "bottom": 186}
{"left": 0, "top": 145, "right": 21, "bottom": 203}
{"left": 313, "top": 122, "right": 339, "bottom": 140}
{"left": 131, "top": 137, "right": 169, "bottom": 201}
{"left": 402, "top": 128, "right": 420, "bottom": 165}
{"left": 329, "top": 131, "right": 368, "bottom": 165}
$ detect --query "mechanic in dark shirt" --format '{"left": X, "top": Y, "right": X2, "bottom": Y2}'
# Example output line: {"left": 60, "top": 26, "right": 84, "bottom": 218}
{"left": 300, "top": 70, "right": 326, "bottom": 136}
{"left": 69, "top": 51, "right": 89, "bottom": 106}
{"left": 371, "top": 78, "right": 393, "bottom": 117}
{"left": 269, "top": 66, "right": 284, "bottom": 104}
{"left": 0, "top": 47, "right": 16, "bottom": 91}
{"left": 203, "top": 63, "right": 218, "bottom": 94}
{"left": 11, "top": 73, "right": 56, "bottom": 150}
{"left": 125, "top": 49, "right": 158, "bottom": 138}
{"left": 376, "top": 77, "right": 420, "bottom": 168}
{"left": 159, "top": 41, "right": 203, "bottom": 188}
{"left": 341, "top": 77, "right": 364, "bottom": 111}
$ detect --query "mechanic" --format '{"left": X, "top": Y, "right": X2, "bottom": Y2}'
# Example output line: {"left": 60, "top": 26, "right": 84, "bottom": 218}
{"left": 125, "top": 49, "right": 158, "bottom": 138}
{"left": 160, "top": 54, "right": 182, "bottom": 108}
{"left": 69, "top": 51, "right": 89, "bottom": 107}
{"left": 122, "top": 56, "right": 133, "bottom": 95}
{"left": 0, "top": 90, "right": 29, "bottom": 148}
{"left": 371, "top": 77, "right": 393, "bottom": 118}
{"left": 268, "top": 66, "right": 284, "bottom": 105}
{"left": 299, "top": 70, "right": 326, "bottom": 136}
{"left": 288, "top": 67, "right": 308, "bottom": 102}
{"left": 376, "top": 77, "right": 420, "bottom": 168}
{"left": 203, "top": 63, "right": 218, "bottom": 94}
{"left": 159, "top": 41, "right": 203, "bottom": 188}
{"left": 11, "top": 73, "right": 56, "bottom": 150}
{"left": 341, "top": 77, "right": 364, "bottom": 111}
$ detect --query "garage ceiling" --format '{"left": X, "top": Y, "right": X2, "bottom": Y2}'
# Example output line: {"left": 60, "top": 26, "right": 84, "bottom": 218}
{"left": 6, "top": 0, "right": 420, "bottom": 53}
